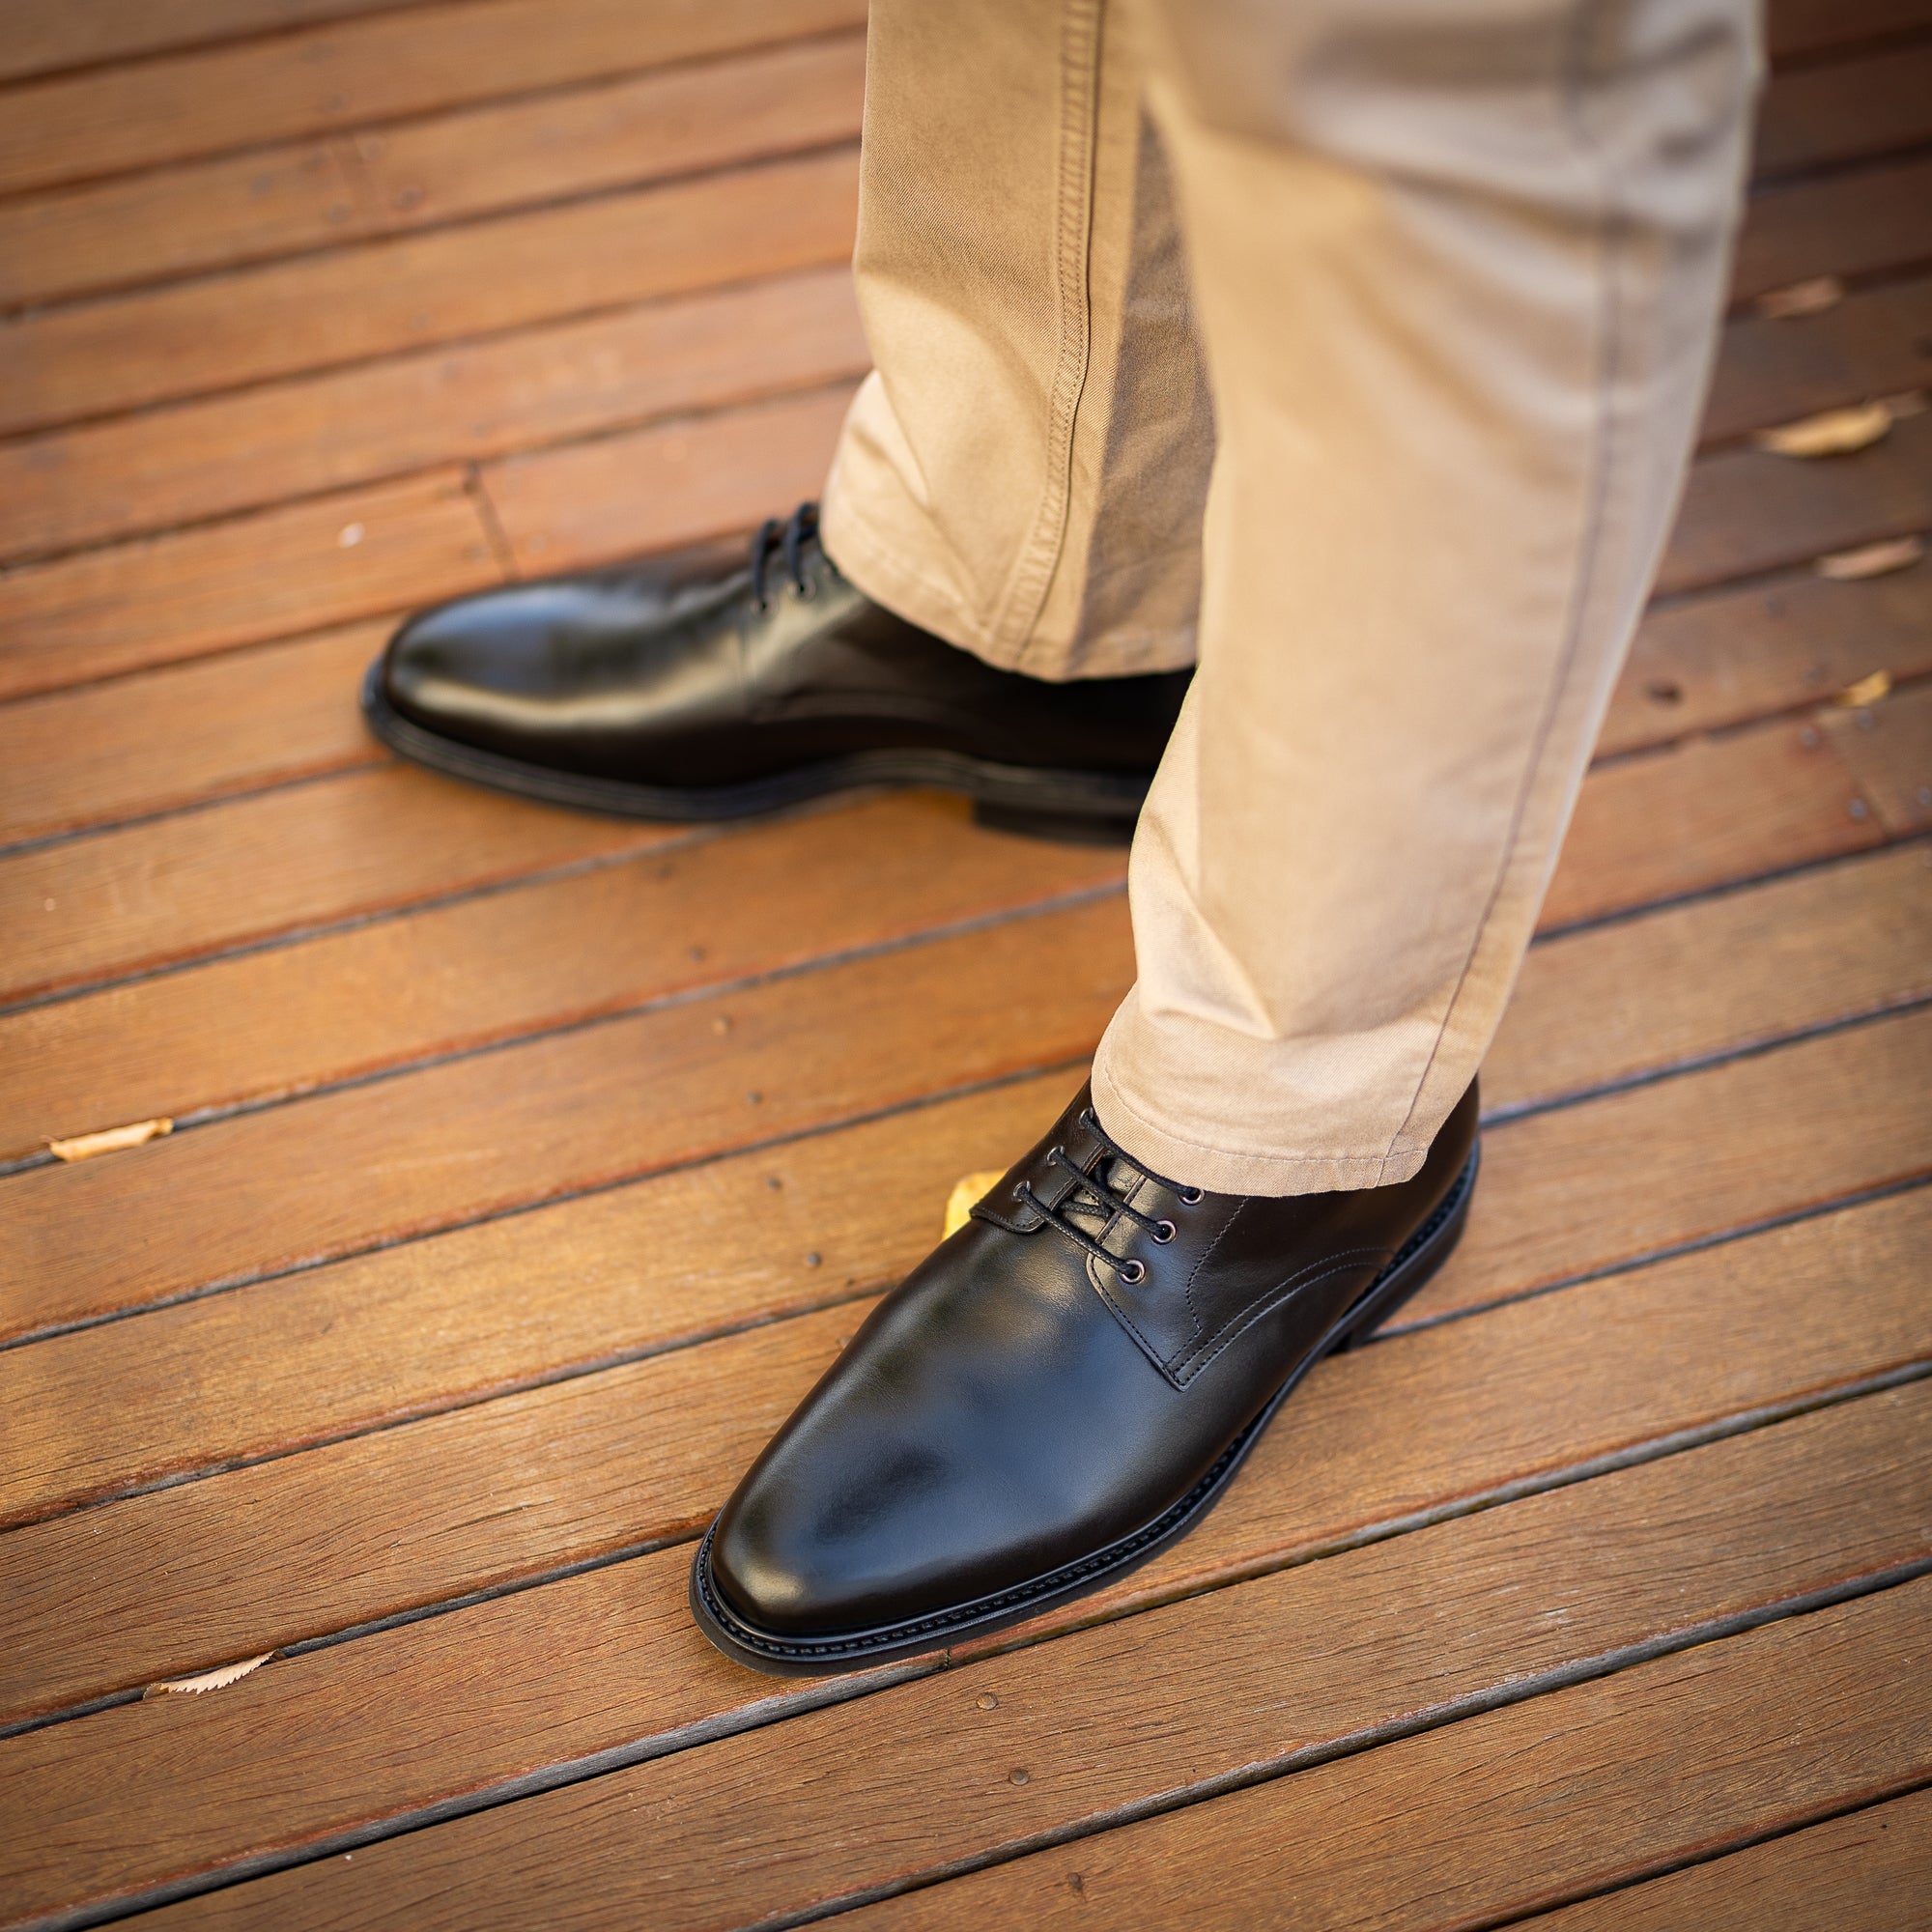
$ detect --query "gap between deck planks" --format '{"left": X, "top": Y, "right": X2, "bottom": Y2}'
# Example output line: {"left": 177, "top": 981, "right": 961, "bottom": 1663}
{"left": 1521, "top": 1784, "right": 1932, "bottom": 1930}
{"left": 7, "top": 1231, "right": 1925, "bottom": 1929}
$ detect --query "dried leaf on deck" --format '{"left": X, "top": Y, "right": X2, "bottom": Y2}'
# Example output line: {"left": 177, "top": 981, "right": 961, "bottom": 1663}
{"left": 47, "top": 1117, "right": 173, "bottom": 1161}
{"left": 1753, "top": 276, "right": 1843, "bottom": 319}
{"left": 1752, "top": 400, "right": 1893, "bottom": 458}
{"left": 1816, "top": 535, "right": 1924, "bottom": 581}
{"left": 144, "top": 1653, "right": 275, "bottom": 1698}
{"left": 943, "top": 1170, "right": 1007, "bottom": 1238}
{"left": 1834, "top": 670, "right": 1892, "bottom": 708}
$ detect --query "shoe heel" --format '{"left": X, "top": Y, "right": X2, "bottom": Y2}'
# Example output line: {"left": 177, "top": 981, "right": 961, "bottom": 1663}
{"left": 972, "top": 800, "right": 1139, "bottom": 847}
{"left": 1333, "top": 1148, "right": 1478, "bottom": 1353}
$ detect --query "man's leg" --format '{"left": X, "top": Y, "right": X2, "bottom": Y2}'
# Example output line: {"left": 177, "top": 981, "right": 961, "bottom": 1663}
{"left": 820, "top": 0, "right": 1212, "bottom": 681}
{"left": 1092, "top": 0, "right": 1761, "bottom": 1193}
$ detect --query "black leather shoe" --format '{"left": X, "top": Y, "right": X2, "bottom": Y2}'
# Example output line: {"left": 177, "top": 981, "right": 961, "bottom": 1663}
{"left": 363, "top": 503, "right": 1191, "bottom": 843}
{"left": 690, "top": 1079, "right": 1480, "bottom": 1674}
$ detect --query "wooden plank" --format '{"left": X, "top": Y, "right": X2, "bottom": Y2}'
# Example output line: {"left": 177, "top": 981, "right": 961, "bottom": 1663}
{"left": 10, "top": 982, "right": 1926, "bottom": 1541}
{"left": 475, "top": 381, "right": 857, "bottom": 575}
{"left": 0, "top": 264, "right": 867, "bottom": 565}
{"left": 0, "top": 794, "right": 1123, "bottom": 1154}
{"left": 0, "top": 764, "right": 679, "bottom": 1010}
{"left": 1400, "top": 1002, "right": 1932, "bottom": 1332}
{"left": 0, "top": 147, "right": 859, "bottom": 438}
{"left": 0, "top": 381, "right": 847, "bottom": 701}
{"left": 1, "top": 1169, "right": 1923, "bottom": 1739}
{"left": 0, "top": 470, "right": 497, "bottom": 702}
{"left": 1734, "top": 154, "right": 1932, "bottom": 303}
{"left": 1485, "top": 840, "right": 1932, "bottom": 1112}
{"left": 0, "top": 33, "right": 866, "bottom": 310}
{"left": 1702, "top": 275, "right": 1932, "bottom": 445}
{"left": 832, "top": 1580, "right": 1932, "bottom": 1932}
{"left": 0, "top": 0, "right": 868, "bottom": 196}
{"left": 8, "top": 1365, "right": 1928, "bottom": 1930}
{"left": 1751, "top": 41, "right": 1932, "bottom": 181}
{"left": 1540, "top": 716, "right": 1880, "bottom": 930}
{"left": 1527, "top": 1786, "right": 1932, "bottom": 1930}
{"left": 1603, "top": 552, "right": 1932, "bottom": 755}
{"left": 0, "top": 622, "right": 388, "bottom": 847}
{"left": 1819, "top": 676, "right": 1932, "bottom": 832}
{"left": 1659, "top": 407, "right": 1932, "bottom": 597}
{"left": 0, "top": 1, "right": 442, "bottom": 86}
{"left": 0, "top": 895, "right": 1136, "bottom": 1345}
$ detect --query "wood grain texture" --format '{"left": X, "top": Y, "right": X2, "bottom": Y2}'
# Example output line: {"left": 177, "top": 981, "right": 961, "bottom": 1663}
{"left": 11, "top": 890, "right": 1927, "bottom": 1531}
{"left": 0, "top": 470, "right": 497, "bottom": 702}
{"left": 0, "top": 0, "right": 443, "bottom": 85}
{"left": 1659, "top": 407, "right": 1932, "bottom": 596}
{"left": 1539, "top": 717, "right": 1880, "bottom": 929}
{"left": 1485, "top": 840, "right": 1932, "bottom": 1112}
{"left": 1750, "top": 39, "right": 1932, "bottom": 180}
{"left": 1733, "top": 153, "right": 1932, "bottom": 302}
{"left": 1701, "top": 274, "right": 1932, "bottom": 445}
{"left": 0, "top": 623, "right": 389, "bottom": 847}
{"left": 1819, "top": 675, "right": 1932, "bottom": 832}
{"left": 476, "top": 381, "right": 859, "bottom": 574}
{"left": 0, "top": 764, "right": 677, "bottom": 1009}
{"left": 0, "top": 794, "right": 1122, "bottom": 1154}
{"left": 1527, "top": 1785, "right": 1932, "bottom": 1930}
{"left": 9, "top": 1372, "right": 1929, "bottom": 1930}
{"left": 0, "top": 33, "right": 867, "bottom": 310}
{"left": 837, "top": 1577, "right": 1932, "bottom": 1932}
{"left": 0, "top": 895, "right": 1136, "bottom": 1344}
{"left": 0, "top": 266, "right": 867, "bottom": 564}
{"left": 0, "top": 0, "right": 867, "bottom": 195}
{"left": 3, "top": 1154, "right": 1925, "bottom": 1730}
{"left": 1603, "top": 553, "right": 1932, "bottom": 755}
{"left": 1404, "top": 1002, "right": 1932, "bottom": 1331}
{"left": 0, "top": 147, "right": 858, "bottom": 438}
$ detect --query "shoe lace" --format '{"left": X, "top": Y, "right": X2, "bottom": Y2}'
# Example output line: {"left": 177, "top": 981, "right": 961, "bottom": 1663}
{"left": 749, "top": 501, "right": 821, "bottom": 612}
{"left": 1017, "top": 1108, "right": 1203, "bottom": 1286}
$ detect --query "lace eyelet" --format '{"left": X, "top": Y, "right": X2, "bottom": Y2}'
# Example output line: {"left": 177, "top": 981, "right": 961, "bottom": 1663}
{"left": 1120, "top": 1260, "right": 1147, "bottom": 1285}
{"left": 1180, "top": 1186, "right": 1204, "bottom": 1205}
{"left": 791, "top": 577, "right": 817, "bottom": 601}
{"left": 1153, "top": 1219, "right": 1176, "bottom": 1243}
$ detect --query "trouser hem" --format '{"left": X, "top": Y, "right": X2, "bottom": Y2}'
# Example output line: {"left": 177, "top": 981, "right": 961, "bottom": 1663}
{"left": 1089, "top": 1052, "right": 1432, "bottom": 1199}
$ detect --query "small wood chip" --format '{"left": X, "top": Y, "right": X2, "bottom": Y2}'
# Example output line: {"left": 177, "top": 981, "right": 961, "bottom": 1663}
{"left": 943, "top": 1170, "right": 1007, "bottom": 1238}
{"left": 1752, "top": 400, "right": 1894, "bottom": 458}
{"left": 145, "top": 1653, "right": 274, "bottom": 1698}
{"left": 1834, "top": 669, "right": 1891, "bottom": 708}
{"left": 1753, "top": 276, "right": 1843, "bottom": 319}
{"left": 47, "top": 1117, "right": 173, "bottom": 1161}
{"left": 1816, "top": 535, "right": 1924, "bottom": 581}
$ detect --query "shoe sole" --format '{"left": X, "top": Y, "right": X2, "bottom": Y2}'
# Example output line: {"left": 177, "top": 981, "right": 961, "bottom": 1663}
{"left": 360, "top": 660, "right": 1148, "bottom": 844}
{"left": 688, "top": 1141, "right": 1480, "bottom": 1676}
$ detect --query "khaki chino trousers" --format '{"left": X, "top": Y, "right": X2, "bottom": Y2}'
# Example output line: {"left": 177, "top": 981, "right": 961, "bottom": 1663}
{"left": 819, "top": 0, "right": 1761, "bottom": 1195}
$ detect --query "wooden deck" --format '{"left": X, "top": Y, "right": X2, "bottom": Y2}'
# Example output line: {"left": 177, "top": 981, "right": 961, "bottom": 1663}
{"left": 2, "top": 2, "right": 1930, "bottom": 1924}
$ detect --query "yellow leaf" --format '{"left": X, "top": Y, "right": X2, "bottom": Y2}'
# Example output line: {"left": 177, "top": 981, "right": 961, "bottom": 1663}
{"left": 145, "top": 1653, "right": 274, "bottom": 1698}
{"left": 943, "top": 1169, "right": 1007, "bottom": 1238}
{"left": 1753, "top": 276, "right": 1843, "bottom": 319}
{"left": 1752, "top": 400, "right": 1893, "bottom": 458}
{"left": 1816, "top": 535, "right": 1924, "bottom": 581}
{"left": 47, "top": 1117, "right": 173, "bottom": 1161}
{"left": 1834, "top": 669, "right": 1891, "bottom": 708}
